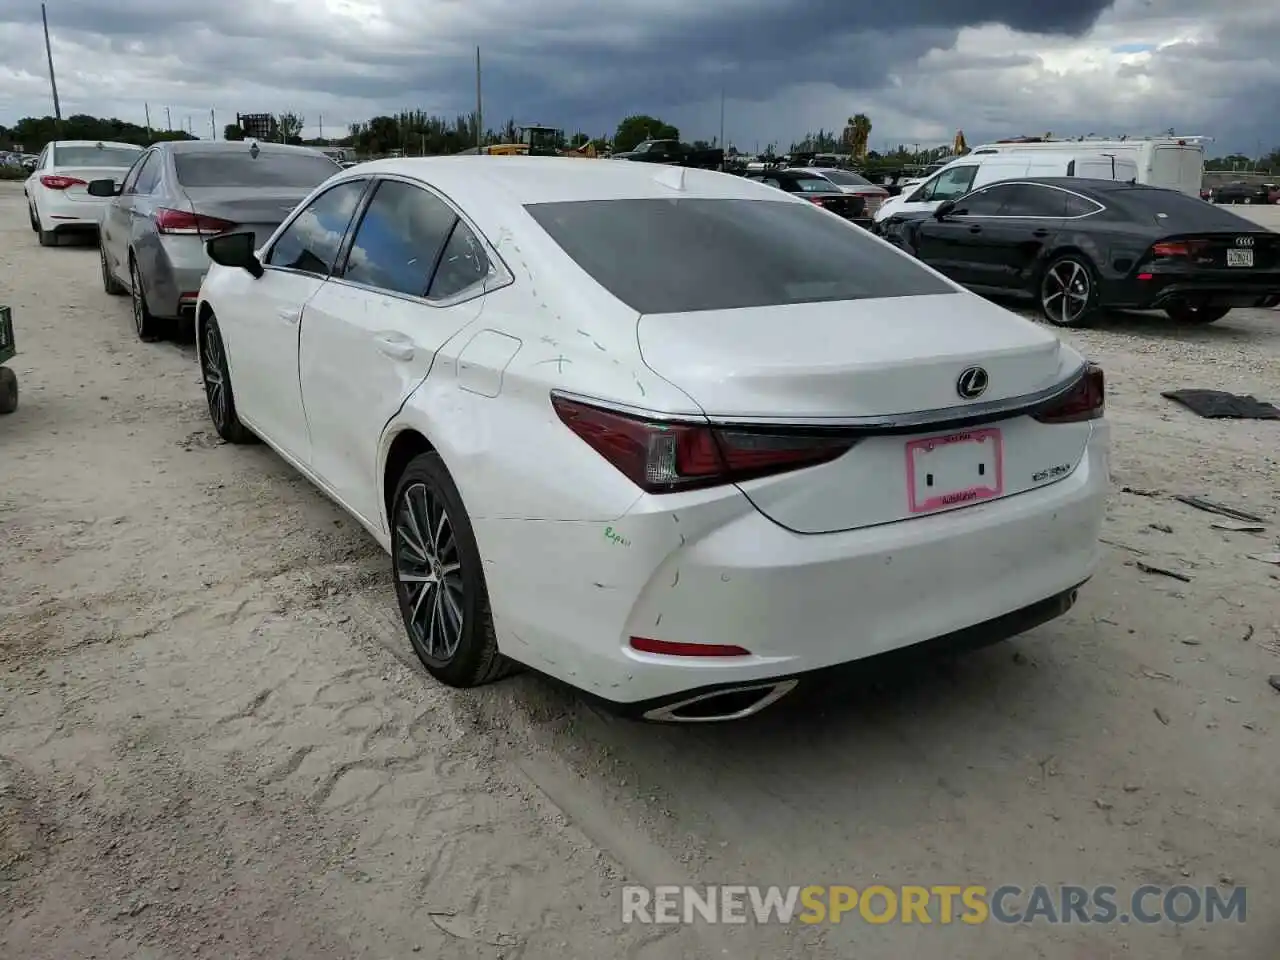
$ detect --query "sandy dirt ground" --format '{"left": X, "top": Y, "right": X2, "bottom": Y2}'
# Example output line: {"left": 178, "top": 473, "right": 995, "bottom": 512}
{"left": 1, "top": 181, "right": 1278, "bottom": 959}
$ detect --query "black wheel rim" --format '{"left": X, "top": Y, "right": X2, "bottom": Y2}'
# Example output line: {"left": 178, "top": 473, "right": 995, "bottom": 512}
{"left": 1042, "top": 260, "right": 1091, "bottom": 325}
{"left": 131, "top": 265, "right": 145, "bottom": 335}
{"left": 394, "top": 482, "right": 464, "bottom": 661}
{"left": 201, "top": 323, "right": 228, "bottom": 430}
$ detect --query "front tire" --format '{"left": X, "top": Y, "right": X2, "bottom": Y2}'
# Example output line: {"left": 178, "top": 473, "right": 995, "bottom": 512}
{"left": 100, "top": 243, "right": 126, "bottom": 295}
{"left": 199, "top": 313, "right": 255, "bottom": 444}
{"left": 0, "top": 367, "right": 17, "bottom": 414}
{"left": 130, "top": 257, "right": 164, "bottom": 342}
{"left": 1164, "top": 303, "right": 1231, "bottom": 325}
{"left": 1039, "top": 254, "right": 1100, "bottom": 327}
{"left": 391, "top": 452, "right": 514, "bottom": 688}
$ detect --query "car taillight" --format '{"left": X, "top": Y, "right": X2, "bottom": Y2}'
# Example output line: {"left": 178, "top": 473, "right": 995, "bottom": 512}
{"left": 1150, "top": 240, "right": 1209, "bottom": 258}
{"left": 551, "top": 394, "right": 857, "bottom": 493}
{"left": 1033, "top": 364, "right": 1105, "bottom": 424}
{"left": 40, "top": 174, "right": 86, "bottom": 190}
{"left": 155, "top": 208, "right": 237, "bottom": 236}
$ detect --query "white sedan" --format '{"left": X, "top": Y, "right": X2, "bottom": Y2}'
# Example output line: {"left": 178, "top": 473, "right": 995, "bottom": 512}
{"left": 24, "top": 140, "right": 143, "bottom": 246}
{"left": 195, "top": 156, "right": 1110, "bottom": 722}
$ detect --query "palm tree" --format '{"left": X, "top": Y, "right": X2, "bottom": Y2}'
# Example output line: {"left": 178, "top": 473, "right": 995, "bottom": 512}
{"left": 843, "top": 113, "right": 873, "bottom": 160}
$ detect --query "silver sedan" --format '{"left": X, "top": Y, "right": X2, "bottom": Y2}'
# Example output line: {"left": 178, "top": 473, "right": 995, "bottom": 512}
{"left": 93, "top": 140, "right": 341, "bottom": 340}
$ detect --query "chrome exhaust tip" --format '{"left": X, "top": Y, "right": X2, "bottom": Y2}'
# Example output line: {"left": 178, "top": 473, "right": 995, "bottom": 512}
{"left": 641, "top": 679, "right": 798, "bottom": 723}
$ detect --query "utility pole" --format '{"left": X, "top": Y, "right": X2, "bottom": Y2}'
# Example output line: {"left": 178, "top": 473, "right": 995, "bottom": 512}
{"left": 210, "top": 108, "right": 216, "bottom": 140}
{"left": 318, "top": 114, "right": 323, "bottom": 140}
{"left": 165, "top": 107, "right": 172, "bottom": 130}
{"left": 718, "top": 84, "right": 725, "bottom": 152}
{"left": 41, "top": 3, "right": 62, "bottom": 127}
{"left": 144, "top": 103, "right": 152, "bottom": 137}
{"left": 475, "top": 46, "right": 483, "bottom": 154}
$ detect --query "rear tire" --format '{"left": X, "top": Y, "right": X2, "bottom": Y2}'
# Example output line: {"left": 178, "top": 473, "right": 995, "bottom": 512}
{"left": 199, "top": 313, "right": 255, "bottom": 444}
{"left": 1038, "top": 254, "right": 1100, "bottom": 327}
{"left": 130, "top": 257, "right": 165, "bottom": 342}
{"left": 0, "top": 367, "right": 17, "bottom": 415}
{"left": 1164, "top": 303, "right": 1231, "bottom": 325}
{"left": 27, "top": 204, "right": 38, "bottom": 232}
{"left": 390, "top": 452, "right": 516, "bottom": 688}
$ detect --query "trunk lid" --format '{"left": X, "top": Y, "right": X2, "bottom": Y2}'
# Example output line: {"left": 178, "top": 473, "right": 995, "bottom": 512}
{"left": 51, "top": 166, "right": 134, "bottom": 203}
{"left": 1154, "top": 232, "right": 1280, "bottom": 272}
{"left": 181, "top": 187, "right": 310, "bottom": 248}
{"left": 806, "top": 193, "right": 864, "bottom": 220}
{"left": 637, "top": 293, "right": 1091, "bottom": 533}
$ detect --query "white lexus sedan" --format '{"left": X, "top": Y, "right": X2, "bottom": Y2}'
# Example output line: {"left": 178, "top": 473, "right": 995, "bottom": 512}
{"left": 195, "top": 156, "right": 1109, "bottom": 722}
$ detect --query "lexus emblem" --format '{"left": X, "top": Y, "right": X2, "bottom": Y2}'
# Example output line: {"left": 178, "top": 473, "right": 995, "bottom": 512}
{"left": 1236, "top": 236, "right": 1254, "bottom": 247}
{"left": 956, "top": 366, "right": 989, "bottom": 400}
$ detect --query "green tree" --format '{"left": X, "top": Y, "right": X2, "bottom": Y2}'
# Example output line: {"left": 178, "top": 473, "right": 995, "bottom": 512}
{"left": 613, "top": 114, "right": 678, "bottom": 152}
{"left": 223, "top": 124, "right": 245, "bottom": 141}
{"left": 275, "top": 112, "right": 305, "bottom": 144}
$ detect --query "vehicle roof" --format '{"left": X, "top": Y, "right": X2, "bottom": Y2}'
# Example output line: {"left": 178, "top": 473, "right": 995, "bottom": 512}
{"left": 347, "top": 156, "right": 795, "bottom": 206}
{"left": 155, "top": 140, "right": 329, "bottom": 155}
{"left": 50, "top": 140, "right": 142, "bottom": 149}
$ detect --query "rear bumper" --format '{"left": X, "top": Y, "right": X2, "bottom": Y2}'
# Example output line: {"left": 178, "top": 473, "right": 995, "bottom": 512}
{"left": 148, "top": 236, "right": 212, "bottom": 319}
{"left": 36, "top": 190, "right": 106, "bottom": 231}
{"left": 1109, "top": 273, "right": 1280, "bottom": 310}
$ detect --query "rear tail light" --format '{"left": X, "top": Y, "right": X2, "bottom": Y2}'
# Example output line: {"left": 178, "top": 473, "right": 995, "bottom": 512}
{"left": 1150, "top": 240, "right": 1209, "bottom": 258}
{"left": 155, "top": 208, "right": 237, "bottom": 236}
{"left": 40, "top": 174, "right": 86, "bottom": 190}
{"left": 630, "top": 637, "right": 751, "bottom": 657}
{"left": 1033, "top": 364, "right": 1105, "bottom": 424}
{"left": 551, "top": 394, "right": 857, "bottom": 493}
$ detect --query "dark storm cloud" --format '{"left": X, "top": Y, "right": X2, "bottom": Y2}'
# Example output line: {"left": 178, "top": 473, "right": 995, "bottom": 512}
{"left": 1, "top": 0, "right": 1121, "bottom": 129}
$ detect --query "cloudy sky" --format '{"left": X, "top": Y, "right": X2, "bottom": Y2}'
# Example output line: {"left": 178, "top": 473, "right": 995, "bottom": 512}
{"left": 0, "top": 0, "right": 1276, "bottom": 155}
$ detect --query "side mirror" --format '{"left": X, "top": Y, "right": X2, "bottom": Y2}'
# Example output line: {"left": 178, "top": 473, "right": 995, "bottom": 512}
{"left": 87, "top": 178, "right": 121, "bottom": 197}
{"left": 206, "top": 231, "right": 264, "bottom": 278}
{"left": 934, "top": 200, "right": 957, "bottom": 219}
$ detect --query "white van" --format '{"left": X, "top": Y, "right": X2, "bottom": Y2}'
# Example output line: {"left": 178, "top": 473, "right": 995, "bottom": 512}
{"left": 964, "top": 136, "right": 1206, "bottom": 197}
{"left": 875, "top": 152, "right": 1140, "bottom": 223}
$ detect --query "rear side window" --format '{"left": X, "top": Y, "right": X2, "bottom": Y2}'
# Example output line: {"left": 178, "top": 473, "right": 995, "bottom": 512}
{"left": 342, "top": 180, "right": 458, "bottom": 297}
{"left": 525, "top": 198, "right": 955, "bottom": 314}
{"left": 175, "top": 151, "right": 339, "bottom": 188}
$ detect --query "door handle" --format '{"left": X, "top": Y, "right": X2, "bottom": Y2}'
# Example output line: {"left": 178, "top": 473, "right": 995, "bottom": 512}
{"left": 1032, "top": 229, "right": 1049, "bottom": 238}
{"left": 276, "top": 308, "right": 298, "bottom": 324}
{"left": 968, "top": 225, "right": 982, "bottom": 234}
{"left": 374, "top": 332, "right": 415, "bottom": 361}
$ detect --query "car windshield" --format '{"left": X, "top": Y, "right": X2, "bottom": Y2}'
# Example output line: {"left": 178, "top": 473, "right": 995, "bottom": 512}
{"left": 53, "top": 145, "right": 142, "bottom": 167}
{"left": 820, "top": 170, "right": 873, "bottom": 186}
{"left": 524, "top": 198, "right": 954, "bottom": 314}
{"left": 174, "top": 151, "right": 340, "bottom": 188}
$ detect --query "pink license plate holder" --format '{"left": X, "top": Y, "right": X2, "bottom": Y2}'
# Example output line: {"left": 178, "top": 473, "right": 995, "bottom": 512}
{"left": 905, "top": 427, "right": 1004, "bottom": 514}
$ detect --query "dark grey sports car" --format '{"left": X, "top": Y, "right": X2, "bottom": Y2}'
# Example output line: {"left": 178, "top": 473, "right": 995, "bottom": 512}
{"left": 879, "top": 177, "right": 1280, "bottom": 326}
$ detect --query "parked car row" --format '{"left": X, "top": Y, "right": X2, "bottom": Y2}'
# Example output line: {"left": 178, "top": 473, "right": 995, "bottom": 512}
{"left": 1207, "top": 180, "right": 1280, "bottom": 205}
{"left": 21, "top": 150, "right": 1115, "bottom": 723}
{"left": 877, "top": 177, "right": 1280, "bottom": 326}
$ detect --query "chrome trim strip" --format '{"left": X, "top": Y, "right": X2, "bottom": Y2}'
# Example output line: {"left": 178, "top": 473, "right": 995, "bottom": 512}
{"left": 551, "top": 363, "right": 1087, "bottom": 431}
{"left": 641, "top": 680, "right": 798, "bottom": 723}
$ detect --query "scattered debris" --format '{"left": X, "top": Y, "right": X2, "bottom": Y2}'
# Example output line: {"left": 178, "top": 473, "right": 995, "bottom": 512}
{"left": 1243, "top": 625, "right": 1255, "bottom": 642}
{"left": 1242, "top": 722, "right": 1258, "bottom": 732}
{"left": 1123, "top": 784, "right": 1142, "bottom": 793}
{"left": 1142, "top": 669, "right": 1174, "bottom": 681}
{"left": 1121, "top": 485, "right": 1160, "bottom": 497}
{"left": 1148, "top": 522, "right": 1174, "bottom": 533}
{"left": 1154, "top": 707, "right": 1171, "bottom": 726}
{"left": 1247, "top": 552, "right": 1280, "bottom": 566}
{"left": 1174, "top": 495, "right": 1267, "bottom": 525}
{"left": 1268, "top": 676, "right": 1280, "bottom": 694}
{"left": 1095, "top": 798, "right": 1113, "bottom": 811}
{"left": 1160, "top": 389, "right": 1280, "bottom": 420}
{"left": 1102, "top": 538, "right": 1148, "bottom": 555}
{"left": 1180, "top": 638, "right": 1202, "bottom": 646}
{"left": 1219, "top": 874, "right": 1235, "bottom": 887}
{"left": 1134, "top": 560, "right": 1193, "bottom": 583}
{"left": 1211, "top": 520, "right": 1266, "bottom": 533}
{"left": 1225, "top": 696, "right": 1240, "bottom": 704}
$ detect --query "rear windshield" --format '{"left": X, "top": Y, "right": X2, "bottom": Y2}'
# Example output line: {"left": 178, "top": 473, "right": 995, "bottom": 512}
{"left": 792, "top": 177, "right": 838, "bottom": 192}
{"left": 53, "top": 145, "right": 142, "bottom": 167}
{"left": 524, "top": 198, "right": 954, "bottom": 314}
{"left": 174, "top": 151, "right": 339, "bottom": 188}
{"left": 1110, "top": 186, "right": 1239, "bottom": 224}
{"left": 821, "top": 170, "right": 872, "bottom": 186}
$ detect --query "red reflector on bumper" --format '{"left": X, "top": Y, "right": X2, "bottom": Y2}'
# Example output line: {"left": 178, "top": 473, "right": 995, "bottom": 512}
{"left": 630, "top": 637, "right": 751, "bottom": 657}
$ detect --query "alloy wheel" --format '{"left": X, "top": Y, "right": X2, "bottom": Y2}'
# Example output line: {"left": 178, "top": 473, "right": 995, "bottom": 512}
{"left": 394, "top": 482, "right": 465, "bottom": 661}
{"left": 201, "top": 322, "right": 228, "bottom": 430}
{"left": 130, "top": 263, "right": 145, "bottom": 336}
{"left": 1042, "top": 260, "right": 1091, "bottom": 326}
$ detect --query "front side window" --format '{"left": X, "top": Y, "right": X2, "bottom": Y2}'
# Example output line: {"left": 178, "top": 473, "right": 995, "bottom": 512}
{"left": 341, "top": 180, "right": 458, "bottom": 297}
{"left": 525, "top": 197, "right": 955, "bottom": 314}
{"left": 266, "top": 180, "right": 367, "bottom": 275}
{"left": 120, "top": 153, "right": 149, "bottom": 194}
{"left": 924, "top": 166, "right": 978, "bottom": 202}
{"left": 131, "top": 153, "right": 162, "bottom": 195}
{"left": 950, "top": 186, "right": 1008, "bottom": 217}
